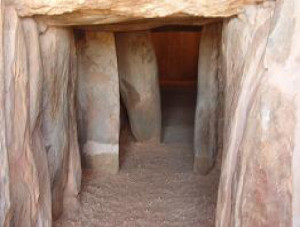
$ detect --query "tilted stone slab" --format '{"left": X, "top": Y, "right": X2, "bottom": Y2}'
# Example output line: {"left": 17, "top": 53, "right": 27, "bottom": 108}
{"left": 116, "top": 32, "right": 161, "bottom": 142}
{"left": 77, "top": 31, "right": 120, "bottom": 174}
{"left": 194, "top": 22, "right": 222, "bottom": 175}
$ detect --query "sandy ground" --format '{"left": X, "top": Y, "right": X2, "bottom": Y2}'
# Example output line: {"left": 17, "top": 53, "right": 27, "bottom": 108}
{"left": 54, "top": 87, "right": 220, "bottom": 227}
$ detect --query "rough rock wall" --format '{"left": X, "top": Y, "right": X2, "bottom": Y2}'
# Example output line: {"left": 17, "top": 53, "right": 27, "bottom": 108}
{"left": 0, "top": 5, "right": 81, "bottom": 225}
{"left": 194, "top": 23, "right": 222, "bottom": 175}
{"left": 23, "top": 18, "right": 53, "bottom": 226}
{"left": 0, "top": 1, "right": 10, "bottom": 226}
{"left": 40, "top": 26, "right": 81, "bottom": 220}
{"left": 216, "top": 3, "right": 276, "bottom": 226}
{"left": 64, "top": 29, "right": 82, "bottom": 204}
{"left": 116, "top": 32, "right": 161, "bottom": 142}
{"left": 216, "top": 0, "right": 300, "bottom": 225}
{"left": 77, "top": 31, "right": 120, "bottom": 174}
{"left": 3, "top": 7, "right": 52, "bottom": 226}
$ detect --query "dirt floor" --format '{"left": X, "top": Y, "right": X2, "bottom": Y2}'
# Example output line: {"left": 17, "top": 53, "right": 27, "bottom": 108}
{"left": 54, "top": 87, "right": 220, "bottom": 227}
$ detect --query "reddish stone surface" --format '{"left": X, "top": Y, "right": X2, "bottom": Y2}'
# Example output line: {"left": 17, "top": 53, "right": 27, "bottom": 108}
{"left": 216, "top": 1, "right": 300, "bottom": 226}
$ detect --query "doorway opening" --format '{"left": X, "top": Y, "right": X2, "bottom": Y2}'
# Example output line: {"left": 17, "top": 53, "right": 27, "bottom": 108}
{"left": 56, "top": 24, "right": 222, "bottom": 226}
{"left": 118, "top": 27, "right": 201, "bottom": 172}
{"left": 152, "top": 26, "right": 200, "bottom": 145}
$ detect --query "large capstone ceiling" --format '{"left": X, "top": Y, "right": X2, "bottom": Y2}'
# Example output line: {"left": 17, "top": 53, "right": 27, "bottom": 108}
{"left": 6, "top": 0, "right": 263, "bottom": 28}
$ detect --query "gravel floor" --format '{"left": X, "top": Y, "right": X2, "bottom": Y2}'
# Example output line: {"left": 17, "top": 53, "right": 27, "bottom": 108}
{"left": 54, "top": 87, "right": 220, "bottom": 227}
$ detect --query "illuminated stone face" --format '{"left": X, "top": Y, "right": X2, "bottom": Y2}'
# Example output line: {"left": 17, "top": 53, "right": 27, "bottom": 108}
{"left": 77, "top": 32, "right": 120, "bottom": 174}
{"left": 8, "top": 0, "right": 262, "bottom": 26}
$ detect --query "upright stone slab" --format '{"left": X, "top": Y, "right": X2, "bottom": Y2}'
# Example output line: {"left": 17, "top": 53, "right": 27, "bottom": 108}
{"left": 22, "top": 18, "right": 52, "bottom": 226}
{"left": 0, "top": 1, "right": 11, "bottom": 226}
{"left": 77, "top": 32, "right": 120, "bottom": 174}
{"left": 216, "top": 4, "right": 275, "bottom": 226}
{"left": 64, "top": 30, "right": 82, "bottom": 206}
{"left": 40, "top": 27, "right": 81, "bottom": 220}
{"left": 3, "top": 7, "right": 52, "bottom": 226}
{"left": 116, "top": 32, "right": 161, "bottom": 142}
{"left": 215, "top": 1, "right": 299, "bottom": 226}
{"left": 194, "top": 23, "right": 222, "bottom": 174}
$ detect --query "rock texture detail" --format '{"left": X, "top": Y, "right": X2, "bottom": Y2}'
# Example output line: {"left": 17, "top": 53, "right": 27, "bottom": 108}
{"left": 0, "top": 6, "right": 81, "bottom": 224}
{"left": 7, "top": 0, "right": 263, "bottom": 26}
{"left": 40, "top": 26, "right": 81, "bottom": 220}
{"left": 194, "top": 23, "right": 222, "bottom": 175}
{"left": 0, "top": 1, "right": 10, "bottom": 226}
{"left": 77, "top": 31, "right": 120, "bottom": 174}
{"left": 116, "top": 32, "right": 161, "bottom": 142}
{"left": 216, "top": 3, "right": 275, "bottom": 226}
{"left": 23, "top": 18, "right": 53, "bottom": 226}
{"left": 1, "top": 7, "right": 56, "bottom": 226}
{"left": 216, "top": 0, "right": 300, "bottom": 225}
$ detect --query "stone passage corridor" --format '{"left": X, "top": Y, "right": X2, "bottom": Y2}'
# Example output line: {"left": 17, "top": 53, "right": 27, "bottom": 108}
{"left": 54, "top": 87, "right": 220, "bottom": 227}
{"left": 1, "top": 1, "right": 298, "bottom": 226}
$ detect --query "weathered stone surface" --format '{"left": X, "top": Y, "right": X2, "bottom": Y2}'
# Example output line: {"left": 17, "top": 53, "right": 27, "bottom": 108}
{"left": 1, "top": 12, "right": 81, "bottom": 224}
{"left": 3, "top": 7, "right": 52, "bottom": 226}
{"left": 77, "top": 18, "right": 221, "bottom": 32}
{"left": 215, "top": 0, "right": 300, "bottom": 225}
{"left": 77, "top": 31, "right": 120, "bottom": 174}
{"left": 6, "top": 0, "right": 263, "bottom": 26}
{"left": 0, "top": 1, "right": 10, "bottom": 226}
{"left": 216, "top": 4, "right": 274, "bottom": 226}
{"left": 194, "top": 23, "right": 222, "bottom": 175}
{"left": 64, "top": 32, "right": 82, "bottom": 202}
{"left": 22, "top": 18, "right": 52, "bottom": 226}
{"left": 116, "top": 32, "right": 161, "bottom": 142}
{"left": 40, "top": 27, "right": 81, "bottom": 220}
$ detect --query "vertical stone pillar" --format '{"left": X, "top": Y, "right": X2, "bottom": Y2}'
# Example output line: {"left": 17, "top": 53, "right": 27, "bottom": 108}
{"left": 23, "top": 18, "right": 52, "bottom": 225}
{"left": 3, "top": 7, "right": 53, "bottom": 225}
{"left": 194, "top": 23, "right": 222, "bottom": 174}
{"left": 0, "top": 1, "right": 10, "bottom": 226}
{"left": 115, "top": 32, "right": 161, "bottom": 142}
{"left": 40, "top": 27, "right": 81, "bottom": 220}
{"left": 77, "top": 32, "right": 120, "bottom": 174}
{"left": 216, "top": 4, "right": 274, "bottom": 226}
{"left": 64, "top": 29, "right": 82, "bottom": 206}
{"left": 215, "top": 1, "right": 298, "bottom": 226}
